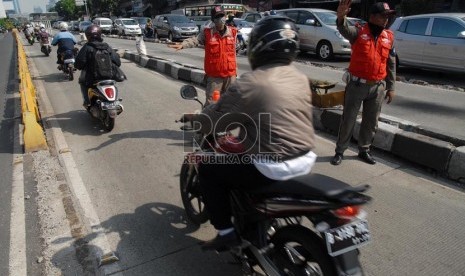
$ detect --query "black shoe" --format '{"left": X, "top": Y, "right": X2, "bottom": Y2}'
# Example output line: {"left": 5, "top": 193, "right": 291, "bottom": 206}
{"left": 358, "top": 152, "right": 376, "bottom": 165}
{"left": 201, "top": 232, "right": 241, "bottom": 252}
{"left": 330, "top": 154, "right": 343, "bottom": 166}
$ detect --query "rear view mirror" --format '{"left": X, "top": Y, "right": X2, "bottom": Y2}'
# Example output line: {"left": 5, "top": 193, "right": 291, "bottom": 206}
{"left": 305, "top": 19, "right": 316, "bottom": 25}
{"left": 180, "top": 85, "right": 198, "bottom": 100}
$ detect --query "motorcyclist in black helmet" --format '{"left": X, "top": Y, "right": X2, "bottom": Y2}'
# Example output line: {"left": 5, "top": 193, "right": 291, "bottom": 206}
{"left": 75, "top": 24, "right": 121, "bottom": 107}
{"left": 180, "top": 16, "right": 316, "bottom": 251}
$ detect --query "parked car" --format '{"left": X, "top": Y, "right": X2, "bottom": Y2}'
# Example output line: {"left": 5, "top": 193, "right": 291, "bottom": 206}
{"left": 188, "top": 15, "right": 210, "bottom": 31}
{"left": 131, "top": 17, "right": 151, "bottom": 30}
{"left": 389, "top": 13, "right": 465, "bottom": 73}
{"left": 113, "top": 18, "right": 142, "bottom": 36}
{"left": 233, "top": 18, "right": 253, "bottom": 45}
{"left": 93, "top": 17, "right": 113, "bottom": 34}
{"left": 153, "top": 14, "right": 199, "bottom": 41}
{"left": 241, "top": 12, "right": 264, "bottom": 26}
{"left": 70, "top": 21, "right": 80, "bottom": 32}
{"left": 276, "top": 8, "right": 351, "bottom": 60}
{"left": 78, "top": 21, "right": 92, "bottom": 32}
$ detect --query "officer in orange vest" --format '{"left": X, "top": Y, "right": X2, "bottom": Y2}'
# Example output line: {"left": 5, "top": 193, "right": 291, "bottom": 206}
{"left": 331, "top": 1, "right": 396, "bottom": 166}
{"left": 168, "top": 6, "right": 237, "bottom": 105}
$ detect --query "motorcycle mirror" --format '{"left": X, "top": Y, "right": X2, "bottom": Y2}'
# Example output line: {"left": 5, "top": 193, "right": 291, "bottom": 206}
{"left": 180, "top": 85, "right": 198, "bottom": 100}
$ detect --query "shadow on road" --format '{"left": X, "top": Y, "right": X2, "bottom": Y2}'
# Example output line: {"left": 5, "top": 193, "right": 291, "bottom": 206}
{"left": 50, "top": 202, "right": 240, "bottom": 275}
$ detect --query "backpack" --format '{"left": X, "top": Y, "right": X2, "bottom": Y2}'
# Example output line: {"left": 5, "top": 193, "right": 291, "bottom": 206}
{"left": 92, "top": 46, "right": 113, "bottom": 81}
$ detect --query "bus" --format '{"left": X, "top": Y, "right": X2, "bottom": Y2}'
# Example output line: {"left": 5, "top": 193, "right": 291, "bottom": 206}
{"left": 182, "top": 3, "right": 248, "bottom": 29}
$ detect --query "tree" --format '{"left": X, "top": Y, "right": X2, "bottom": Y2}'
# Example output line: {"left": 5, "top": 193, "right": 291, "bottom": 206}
{"left": 90, "top": 0, "right": 121, "bottom": 16}
{"left": 54, "top": 0, "right": 77, "bottom": 20}
{"left": 144, "top": 0, "right": 167, "bottom": 15}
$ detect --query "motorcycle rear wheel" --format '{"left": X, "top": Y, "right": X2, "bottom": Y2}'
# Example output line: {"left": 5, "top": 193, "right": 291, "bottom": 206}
{"left": 180, "top": 162, "right": 209, "bottom": 225}
{"left": 269, "top": 225, "right": 338, "bottom": 276}
{"left": 68, "top": 66, "right": 74, "bottom": 81}
{"left": 103, "top": 112, "right": 115, "bottom": 131}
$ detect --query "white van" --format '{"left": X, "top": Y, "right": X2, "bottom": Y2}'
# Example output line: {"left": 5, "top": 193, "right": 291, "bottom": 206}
{"left": 93, "top": 17, "right": 113, "bottom": 34}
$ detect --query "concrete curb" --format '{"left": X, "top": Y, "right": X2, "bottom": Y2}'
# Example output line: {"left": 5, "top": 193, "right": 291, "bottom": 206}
{"left": 121, "top": 50, "right": 465, "bottom": 183}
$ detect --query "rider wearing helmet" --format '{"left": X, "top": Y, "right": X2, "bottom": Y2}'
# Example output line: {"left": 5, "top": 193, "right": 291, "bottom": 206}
{"left": 180, "top": 16, "right": 316, "bottom": 251}
{"left": 75, "top": 24, "right": 121, "bottom": 107}
{"left": 51, "top": 22, "right": 77, "bottom": 67}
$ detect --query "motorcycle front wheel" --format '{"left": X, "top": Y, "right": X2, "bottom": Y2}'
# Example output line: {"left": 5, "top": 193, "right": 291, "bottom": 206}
{"left": 269, "top": 225, "right": 338, "bottom": 276}
{"left": 180, "top": 162, "right": 209, "bottom": 225}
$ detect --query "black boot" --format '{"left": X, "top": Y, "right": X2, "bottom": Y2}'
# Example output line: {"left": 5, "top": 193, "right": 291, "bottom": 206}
{"left": 201, "top": 231, "right": 241, "bottom": 252}
{"left": 358, "top": 152, "right": 376, "bottom": 165}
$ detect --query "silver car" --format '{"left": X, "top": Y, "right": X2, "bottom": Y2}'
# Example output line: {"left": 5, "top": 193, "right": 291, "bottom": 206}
{"left": 276, "top": 8, "right": 351, "bottom": 60}
{"left": 389, "top": 13, "right": 465, "bottom": 73}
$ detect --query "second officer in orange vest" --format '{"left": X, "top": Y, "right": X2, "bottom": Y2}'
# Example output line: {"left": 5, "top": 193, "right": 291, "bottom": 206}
{"left": 169, "top": 6, "right": 237, "bottom": 105}
{"left": 331, "top": 1, "right": 396, "bottom": 166}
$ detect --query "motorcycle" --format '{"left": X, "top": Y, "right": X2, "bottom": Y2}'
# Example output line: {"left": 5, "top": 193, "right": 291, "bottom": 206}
{"left": 58, "top": 48, "right": 78, "bottom": 81}
{"left": 86, "top": 80, "right": 123, "bottom": 131}
{"left": 178, "top": 84, "right": 372, "bottom": 276}
{"left": 39, "top": 36, "right": 52, "bottom": 56}
{"left": 26, "top": 33, "right": 35, "bottom": 45}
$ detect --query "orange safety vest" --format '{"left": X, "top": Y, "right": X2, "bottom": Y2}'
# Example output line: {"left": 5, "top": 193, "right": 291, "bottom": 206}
{"left": 204, "top": 26, "right": 237, "bottom": 78}
{"left": 349, "top": 25, "right": 394, "bottom": 81}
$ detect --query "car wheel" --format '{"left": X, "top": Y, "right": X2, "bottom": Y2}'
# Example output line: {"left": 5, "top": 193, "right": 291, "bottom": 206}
{"left": 316, "top": 41, "right": 333, "bottom": 60}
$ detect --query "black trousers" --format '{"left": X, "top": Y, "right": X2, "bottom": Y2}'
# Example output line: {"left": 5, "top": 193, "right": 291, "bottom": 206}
{"left": 198, "top": 161, "right": 273, "bottom": 230}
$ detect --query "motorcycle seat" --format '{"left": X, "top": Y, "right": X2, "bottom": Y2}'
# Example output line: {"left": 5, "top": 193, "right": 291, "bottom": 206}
{"left": 246, "top": 173, "right": 369, "bottom": 199}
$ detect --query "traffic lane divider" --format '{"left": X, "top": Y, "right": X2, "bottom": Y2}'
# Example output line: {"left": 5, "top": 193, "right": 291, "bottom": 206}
{"left": 12, "top": 29, "right": 48, "bottom": 152}
{"left": 121, "top": 50, "right": 464, "bottom": 184}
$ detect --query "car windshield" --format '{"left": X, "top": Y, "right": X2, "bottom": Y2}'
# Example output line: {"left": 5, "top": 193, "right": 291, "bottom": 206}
{"left": 313, "top": 11, "right": 338, "bottom": 26}
{"left": 169, "top": 16, "right": 191, "bottom": 23}
{"left": 234, "top": 19, "right": 252, "bottom": 27}
{"left": 122, "top": 19, "right": 137, "bottom": 25}
{"left": 101, "top": 20, "right": 112, "bottom": 25}
{"left": 135, "top": 18, "right": 149, "bottom": 24}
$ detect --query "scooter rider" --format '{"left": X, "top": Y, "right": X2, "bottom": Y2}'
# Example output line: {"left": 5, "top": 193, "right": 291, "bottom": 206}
{"left": 51, "top": 22, "right": 77, "bottom": 69}
{"left": 75, "top": 25, "right": 121, "bottom": 107}
{"left": 38, "top": 27, "right": 50, "bottom": 45}
{"left": 180, "top": 16, "right": 316, "bottom": 251}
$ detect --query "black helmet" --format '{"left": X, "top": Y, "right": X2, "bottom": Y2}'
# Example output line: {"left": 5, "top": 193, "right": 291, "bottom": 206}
{"left": 85, "top": 24, "right": 102, "bottom": 42}
{"left": 247, "top": 16, "right": 299, "bottom": 70}
{"left": 211, "top": 6, "right": 226, "bottom": 21}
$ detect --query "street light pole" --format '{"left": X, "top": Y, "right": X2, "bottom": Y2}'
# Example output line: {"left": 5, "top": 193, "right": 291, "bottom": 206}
{"left": 83, "top": 0, "right": 89, "bottom": 19}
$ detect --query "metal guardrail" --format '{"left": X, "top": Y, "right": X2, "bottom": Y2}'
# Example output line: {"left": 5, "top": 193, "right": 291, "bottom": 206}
{"left": 12, "top": 29, "right": 48, "bottom": 152}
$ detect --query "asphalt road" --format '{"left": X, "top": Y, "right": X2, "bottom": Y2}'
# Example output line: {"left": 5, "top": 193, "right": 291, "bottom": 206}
{"left": 104, "top": 36, "right": 465, "bottom": 140}
{"left": 0, "top": 31, "right": 15, "bottom": 276}
{"left": 19, "top": 34, "right": 465, "bottom": 275}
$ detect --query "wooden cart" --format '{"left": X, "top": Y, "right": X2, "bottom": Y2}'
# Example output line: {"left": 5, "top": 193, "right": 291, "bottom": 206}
{"left": 310, "top": 80, "right": 345, "bottom": 108}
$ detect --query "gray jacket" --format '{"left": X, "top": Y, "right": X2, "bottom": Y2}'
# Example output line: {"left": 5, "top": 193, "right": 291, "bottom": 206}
{"left": 337, "top": 17, "right": 396, "bottom": 91}
{"left": 193, "top": 64, "right": 315, "bottom": 159}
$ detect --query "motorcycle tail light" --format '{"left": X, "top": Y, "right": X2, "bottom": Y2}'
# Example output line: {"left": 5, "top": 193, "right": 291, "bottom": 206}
{"left": 333, "top": 205, "right": 361, "bottom": 219}
{"left": 104, "top": 87, "right": 115, "bottom": 98}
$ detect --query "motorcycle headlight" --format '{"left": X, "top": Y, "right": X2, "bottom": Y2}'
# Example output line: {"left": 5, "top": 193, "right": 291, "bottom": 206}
{"left": 174, "top": 26, "right": 181, "bottom": 31}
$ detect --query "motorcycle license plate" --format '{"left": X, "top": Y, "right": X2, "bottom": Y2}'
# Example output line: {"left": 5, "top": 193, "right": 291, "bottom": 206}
{"left": 324, "top": 219, "right": 370, "bottom": 257}
{"left": 64, "top": 58, "right": 75, "bottom": 64}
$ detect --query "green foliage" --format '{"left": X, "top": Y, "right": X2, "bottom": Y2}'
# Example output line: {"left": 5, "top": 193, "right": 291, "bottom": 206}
{"left": 400, "top": 0, "right": 435, "bottom": 16}
{"left": 54, "top": 0, "right": 77, "bottom": 20}
{"left": 0, "top": 18, "right": 15, "bottom": 30}
{"left": 90, "top": 0, "right": 121, "bottom": 15}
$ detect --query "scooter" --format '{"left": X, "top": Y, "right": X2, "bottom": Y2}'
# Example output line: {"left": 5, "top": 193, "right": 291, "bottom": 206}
{"left": 86, "top": 80, "right": 124, "bottom": 132}
{"left": 39, "top": 36, "right": 52, "bottom": 56}
{"left": 58, "top": 48, "right": 78, "bottom": 81}
{"left": 178, "top": 84, "right": 372, "bottom": 276}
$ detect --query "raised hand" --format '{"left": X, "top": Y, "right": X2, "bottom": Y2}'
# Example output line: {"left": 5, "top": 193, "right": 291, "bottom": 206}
{"left": 337, "top": 0, "right": 352, "bottom": 19}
